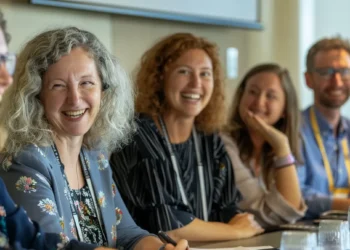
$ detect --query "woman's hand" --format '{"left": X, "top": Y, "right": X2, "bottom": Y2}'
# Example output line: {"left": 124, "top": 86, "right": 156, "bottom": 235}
{"left": 244, "top": 111, "right": 291, "bottom": 157}
{"left": 227, "top": 213, "right": 264, "bottom": 239}
{"left": 164, "top": 239, "right": 189, "bottom": 250}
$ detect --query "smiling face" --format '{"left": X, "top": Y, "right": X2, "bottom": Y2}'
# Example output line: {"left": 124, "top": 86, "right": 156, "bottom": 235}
{"left": 239, "top": 71, "right": 286, "bottom": 126}
{"left": 40, "top": 47, "right": 102, "bottom": 140}
{"left": 305, "top": 49, "right": 350, "bottom": 109}
{"left": 163, "top": 49, "right": 214, "bottom": 119}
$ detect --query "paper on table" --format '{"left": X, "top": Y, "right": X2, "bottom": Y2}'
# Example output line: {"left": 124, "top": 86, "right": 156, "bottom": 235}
{"left": 191, "top": 246, "right": 273, "bottom": 250}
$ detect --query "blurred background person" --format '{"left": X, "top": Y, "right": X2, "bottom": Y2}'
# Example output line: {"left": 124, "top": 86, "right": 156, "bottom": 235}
{"left": 0, "top": 27, "right": 188, "bottom": 250}
{"left": 222, "top": 63, "right": 306, "bottom": 228}
{"left": 0, "top": 10, "right": 15, "bottom": 150}
{"left": 110, "top": 32, "right": 263, "bottom": 242}
{"left": 298, "top": 37, "right": 350, "bottom": 218}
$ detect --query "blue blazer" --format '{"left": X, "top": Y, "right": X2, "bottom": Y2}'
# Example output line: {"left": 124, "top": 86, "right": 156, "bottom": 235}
{"left": 0, "top": 144, "right": 150, "bottom": 249}
{"left": 0, "top": 177, "right": 99, "bottom": 250}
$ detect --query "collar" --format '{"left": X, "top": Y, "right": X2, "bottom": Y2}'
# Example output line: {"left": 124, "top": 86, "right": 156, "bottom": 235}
{"left": 311, "top": 105, "right": 348, "bottom": 136}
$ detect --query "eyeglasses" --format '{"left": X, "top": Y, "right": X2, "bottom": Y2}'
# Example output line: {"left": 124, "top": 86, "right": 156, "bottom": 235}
{"left": 0, "top": 52, "right": 16, "bottom": 76}
{"left": 312, "top": 67, "right": 350, "bottom": 81}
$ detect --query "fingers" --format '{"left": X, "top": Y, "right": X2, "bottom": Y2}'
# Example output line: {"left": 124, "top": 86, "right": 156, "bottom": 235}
{"left": 245, "top": 111, "right": 269, "bottom": 134}
{"left": 176, "top": 239, "right": 189, "bottom": 250}
{"left": 229, "top": 212, "right": 248, "bottom": 223}
{"left": 164, "top": 239, "right": 189, "bottom": 250}
{"left": 231, "top": 213, "right": 264, "bottom": 232}
{"left": 247, "top": 215, "right": 264, "bottom": 233}
{"left": 245, "top": 111, "right": 285, "bottom": 148}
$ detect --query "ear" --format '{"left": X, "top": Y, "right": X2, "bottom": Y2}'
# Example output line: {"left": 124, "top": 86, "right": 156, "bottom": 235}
{"left": 304, "top": 72, "right": 314, "bottom": 90}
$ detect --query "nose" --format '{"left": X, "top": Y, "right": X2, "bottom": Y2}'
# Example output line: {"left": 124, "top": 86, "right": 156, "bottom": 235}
{"left": 190, "top": 72, "right": 201, "bottom": 88}
{"left": 252, "top": 93, "right": 266, "bottom": 110}
{"left": 66, "top": 86, "right": 80, "bottom": 106}
{"left": 0, "top": 62, "right": 13, "bottom": 89}
{"left": 332, "top": 72, "right": 344, "bottom": 87}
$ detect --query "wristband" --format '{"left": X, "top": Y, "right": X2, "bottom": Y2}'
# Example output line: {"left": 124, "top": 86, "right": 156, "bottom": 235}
{"left": 273, "top": 154, "right": 295, "bottom": 169}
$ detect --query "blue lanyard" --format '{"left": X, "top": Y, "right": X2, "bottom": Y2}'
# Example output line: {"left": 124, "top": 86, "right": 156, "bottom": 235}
{"left": 52, "top": 144, "right": 107, "bottom": 243}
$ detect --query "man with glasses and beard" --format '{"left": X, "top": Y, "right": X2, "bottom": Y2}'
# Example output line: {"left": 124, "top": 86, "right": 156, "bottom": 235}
{"left": 298, "top": 36, "right": 350, "bottom": 219}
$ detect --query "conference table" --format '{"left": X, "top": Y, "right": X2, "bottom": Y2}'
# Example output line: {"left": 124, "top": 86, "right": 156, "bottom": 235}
{"left": 192, "top": 231, "right": 282, "bottom": 248}
{"left": 190, "top": 212, "right": 347, "bottom": 249}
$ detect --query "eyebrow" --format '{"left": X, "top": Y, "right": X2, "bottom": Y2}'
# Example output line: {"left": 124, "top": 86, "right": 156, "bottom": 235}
{"left": 80, "top": 74, "right": 97, "bottom": 79}
{"left": 175, "top": 64, "right": 213, "bottom": 70}
{"left": 247, "top": 84, "right": 279, "bottom": 93}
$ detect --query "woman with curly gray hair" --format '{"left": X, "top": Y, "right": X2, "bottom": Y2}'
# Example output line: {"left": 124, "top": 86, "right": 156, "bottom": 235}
{"left": 0, "top": 27, "right": 188, "bottom": 250}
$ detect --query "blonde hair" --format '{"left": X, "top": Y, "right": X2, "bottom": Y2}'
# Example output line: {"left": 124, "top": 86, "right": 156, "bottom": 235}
{"left": 135, "top": 32, "right": 226, "bottom": 133}
{"left": 0, "top": 27, "right": 135, "bottom": 154}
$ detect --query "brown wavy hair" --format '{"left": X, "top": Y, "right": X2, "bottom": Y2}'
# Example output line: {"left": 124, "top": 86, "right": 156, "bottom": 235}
{"left": 306, "top": 36, "right": 350, "bottom": 72}
{"left": 226, "top": 63, "right": 302, "bottom": 168}
{"left": 135, "top": 33, "right": 226, "bottom": 133}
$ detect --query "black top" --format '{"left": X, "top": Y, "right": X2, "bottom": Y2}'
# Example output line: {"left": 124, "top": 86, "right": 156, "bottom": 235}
{"left": 71, "top": 184, "right": 106, "bottom": 246}
{"left": 110, "top": 114, "right": 242, "bottom": 233}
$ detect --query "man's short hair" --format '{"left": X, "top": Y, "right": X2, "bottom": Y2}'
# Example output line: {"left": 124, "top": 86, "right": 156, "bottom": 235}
{"left": 306, "top": 36, "right": 350, "bottom": 72}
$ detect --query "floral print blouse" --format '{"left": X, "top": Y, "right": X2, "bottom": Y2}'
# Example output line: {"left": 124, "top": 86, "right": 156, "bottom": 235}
{"left": 0, "top": 144, "right": 150, "bottom": 249}
{"left": 71, "top": 184, "right": 106, "bottom": 245}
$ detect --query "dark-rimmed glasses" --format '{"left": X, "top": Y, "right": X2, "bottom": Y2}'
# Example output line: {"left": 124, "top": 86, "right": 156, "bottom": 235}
{"left": 311, "top": 67, "right": 350, "bottom": 81}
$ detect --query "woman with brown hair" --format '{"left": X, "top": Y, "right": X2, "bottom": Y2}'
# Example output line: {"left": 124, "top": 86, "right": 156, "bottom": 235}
{"left": 221, "top": 63, "right": 307, "bottom": 228}
{"left": 110, "top": 33, "right": 263, "bottom": 242}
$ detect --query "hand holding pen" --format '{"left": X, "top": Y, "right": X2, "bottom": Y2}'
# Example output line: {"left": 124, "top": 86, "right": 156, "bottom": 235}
{"left": 158, "top": 231, "right": 190, "bottom": 250}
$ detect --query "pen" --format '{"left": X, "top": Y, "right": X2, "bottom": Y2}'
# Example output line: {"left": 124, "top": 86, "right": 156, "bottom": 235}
{"left": 158, "top": 230, "right": 177, "bottom": 246}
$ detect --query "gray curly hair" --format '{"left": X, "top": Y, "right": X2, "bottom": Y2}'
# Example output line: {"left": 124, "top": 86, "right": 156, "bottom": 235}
{"left": 0, "top": 27, "right": 135, "bottom": 154}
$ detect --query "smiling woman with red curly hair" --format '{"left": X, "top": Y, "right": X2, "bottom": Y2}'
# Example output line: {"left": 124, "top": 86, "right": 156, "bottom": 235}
{"left": 135, "top": 32, "right": 225, "bottom": 133}
{"left": 110, "top": 33, "right": 263, "bottom": 243}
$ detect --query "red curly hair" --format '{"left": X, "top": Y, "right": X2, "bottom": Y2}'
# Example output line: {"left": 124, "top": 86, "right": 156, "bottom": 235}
{"left": 135, "top": 33, "right": 226, "bottom": 133}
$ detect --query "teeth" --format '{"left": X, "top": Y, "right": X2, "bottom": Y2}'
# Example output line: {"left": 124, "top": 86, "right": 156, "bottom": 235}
{"left": 329, "top": 90, "right": 342, "bottom": 96}
{"left": 64, "top": 109, "right": 85, "bottom": 117}
{"left": 182, "top": 93, "right": 200, "bottom": 100}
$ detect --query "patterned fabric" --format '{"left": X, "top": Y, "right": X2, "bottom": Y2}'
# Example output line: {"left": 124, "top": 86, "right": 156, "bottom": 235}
{"left": 0, "top": 177, "right": 99, "bottom": 250}
{"left": 71, "top": 185, "right": 105, "bottom": 245}
{"left": 0, "top": 177, "right": 62, "bottom": 250}
{"left": 110, "top": 114, "right": 242, "bottom": 234}
{"left": 298, "top": 105, "right": 350, "bottom": 218}
{"left": 0, "top": 206, "right": 9, "bottom": 249}
{"left": 0, "top": 144, "right": 151, "bottom": 249}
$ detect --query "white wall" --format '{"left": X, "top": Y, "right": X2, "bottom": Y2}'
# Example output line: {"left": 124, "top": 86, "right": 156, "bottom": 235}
{"left": 299, "top": 0, "right": 350, "bottom": 117}
{"left": 1, "top": 0, "right": 305, "bottom": 111}
{"left": 298, "top": 0, "right": 315, "bottom": 110}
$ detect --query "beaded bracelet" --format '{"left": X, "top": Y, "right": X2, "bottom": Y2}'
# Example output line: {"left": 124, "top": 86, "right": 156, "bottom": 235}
{"left": 273, "top": 154, "right": 295, "bottom": 169}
